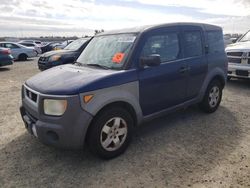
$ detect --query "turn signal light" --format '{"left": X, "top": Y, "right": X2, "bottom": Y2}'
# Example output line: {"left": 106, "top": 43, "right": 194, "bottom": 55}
{"left": 83, "top": 95, "right": 94, "bottom": 103}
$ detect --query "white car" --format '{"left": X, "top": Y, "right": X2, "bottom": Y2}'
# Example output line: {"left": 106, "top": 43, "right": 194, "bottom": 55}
{"left": 0, "top": 42, "right": 37, "bottom": 61}
{"left": 19, "top": 40, "right": 42, "bottom": 47}
{"left": 226, "top": 30, "right": 250, "bottom": 79}
{"left": 18, "top": 42, "right": 42, "bottom": 55}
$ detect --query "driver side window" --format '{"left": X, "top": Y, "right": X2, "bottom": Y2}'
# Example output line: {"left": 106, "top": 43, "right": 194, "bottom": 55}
{"left": 141, "top": 32, "right": 180, "bottom": 63}
{"left": 5, "top": 43, "right": 19, "bottom": 49}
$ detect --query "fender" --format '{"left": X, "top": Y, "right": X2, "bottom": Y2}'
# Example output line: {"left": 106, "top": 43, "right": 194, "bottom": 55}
{"left": 79, "top": 81, "right": 144, "bottom": 124}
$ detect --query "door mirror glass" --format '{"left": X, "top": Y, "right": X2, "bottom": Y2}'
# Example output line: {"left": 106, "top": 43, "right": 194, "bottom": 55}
{"left": 140, "top": 54, "right": 161, "bottom": 67}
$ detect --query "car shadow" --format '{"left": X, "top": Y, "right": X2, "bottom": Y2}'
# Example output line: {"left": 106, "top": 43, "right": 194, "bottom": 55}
{"left": 0, "top": 67, "right": 10, "bottom": 72}
{"left": 14, "top": 58, "right": 37, "bottom": 63}
{"left": 0, "top": 106, "right": 241, "bottom": 187}
{"left": 227, "top": 78, "right": 250, "bottom": 89}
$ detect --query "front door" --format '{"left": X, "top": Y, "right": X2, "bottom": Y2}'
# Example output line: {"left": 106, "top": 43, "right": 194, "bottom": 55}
{"left": 138, "top": 27, "right": 188, "bottom": 116}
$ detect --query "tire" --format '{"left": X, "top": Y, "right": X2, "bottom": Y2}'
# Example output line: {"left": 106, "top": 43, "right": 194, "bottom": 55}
{"left": 18, "top": 54, "right": 28, "bottom": 61}
{"left": 87, "top": 107, "right": 134, "bottom": 159}
{"left": 199, "top": 79, "right": 223, "bottom": 113}
{"left": 227, "top": 76, "right": 231, "bottom": 81}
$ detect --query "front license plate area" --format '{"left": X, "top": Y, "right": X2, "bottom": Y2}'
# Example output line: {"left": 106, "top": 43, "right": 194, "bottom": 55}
{"left": 22, "top": 114, "right": 38, "bottom": 137}
{"left": 236, "top": 70, "right": 249, "bottom": 77}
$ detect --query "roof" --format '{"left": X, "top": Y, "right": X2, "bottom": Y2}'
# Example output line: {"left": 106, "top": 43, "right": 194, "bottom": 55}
{"left": 97, "top": 22, "right": 222, "bottom": 36}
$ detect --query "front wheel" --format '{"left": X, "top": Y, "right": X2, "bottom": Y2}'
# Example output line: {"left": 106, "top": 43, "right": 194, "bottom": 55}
{"left": 199, "top": 79, "right": 223, "bottom": 113}
{"left": 86, "top": 107, "right": 134, "bottom": 159}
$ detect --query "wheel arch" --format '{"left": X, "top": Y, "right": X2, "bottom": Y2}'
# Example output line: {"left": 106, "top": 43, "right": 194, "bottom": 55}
{"left": 199, "top": 68, "right": 226, "bottom": 100}
{"left": 93, "top": 101, "right": 138, "bottom": 126}
{"left": 84, "top": 100, "right": 139, "bottom": 144}
{"left": 18, "top": 53, "right": 28, "bottom": 60}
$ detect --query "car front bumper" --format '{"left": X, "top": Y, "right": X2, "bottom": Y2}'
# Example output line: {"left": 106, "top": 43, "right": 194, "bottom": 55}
{"left": 20, "top": 85, "right": 93, "bottom": 149}
{"left": 38, "top": 62, "right": 52, "bottom": 71}
{"left": 228, "top": 63, "right": 250, "bottom": 79}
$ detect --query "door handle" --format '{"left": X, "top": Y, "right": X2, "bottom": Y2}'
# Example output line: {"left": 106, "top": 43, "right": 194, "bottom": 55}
{"left": 179, "top": 67, "right": 190, "bottom": 73}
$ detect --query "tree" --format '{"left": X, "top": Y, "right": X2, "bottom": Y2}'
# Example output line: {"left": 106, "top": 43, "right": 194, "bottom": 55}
{"left": 94, "top": 29, "right": 104, "bottom": 35}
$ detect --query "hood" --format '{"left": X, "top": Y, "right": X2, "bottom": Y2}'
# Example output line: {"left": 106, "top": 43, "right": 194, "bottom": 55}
{"left": 25, "top": 64, "right": 137, "bottom": 95}
{"left": 226, "top": 41, "right": 250, "bottom": 52}
{"left": 42, "top": 49, "right": 75, "bottom": 57}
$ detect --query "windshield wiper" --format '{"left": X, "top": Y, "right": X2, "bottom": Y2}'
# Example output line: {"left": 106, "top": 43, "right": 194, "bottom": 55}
{"left": 86, "top": 63, "right": 110, "bottom": 70}
{"left": 74, "top": 62, "right": 82, "bottom": 66}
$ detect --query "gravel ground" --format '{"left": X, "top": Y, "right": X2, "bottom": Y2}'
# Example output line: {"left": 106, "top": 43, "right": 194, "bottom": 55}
{"left": 0, "top": 59, "right": 250, "bottom": 188}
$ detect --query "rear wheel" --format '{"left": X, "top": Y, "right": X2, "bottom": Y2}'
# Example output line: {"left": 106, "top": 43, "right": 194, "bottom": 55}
{"left": 199, "top": 79, "right": 223, "bottom": 113}
{"left": 18, "top": 54, "right": 28, "bottom": 61}
{"left": 87, "top": 107, "right": 134, "bottom": 159}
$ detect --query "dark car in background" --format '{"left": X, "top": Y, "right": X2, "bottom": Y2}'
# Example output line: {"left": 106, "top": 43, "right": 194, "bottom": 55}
{"left": 40, "top": 42, "right": 59, "bottom": 54}
{"left": 0, "top": 48, "right": 14, "bottom": 67}
{"left": 38, "top": 38, "right": 90, "bottom": 70}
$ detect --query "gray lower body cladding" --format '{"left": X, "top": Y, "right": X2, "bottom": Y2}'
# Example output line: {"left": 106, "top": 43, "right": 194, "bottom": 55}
{"left": 20, "top": 86, "right": 93, "bottom": 149}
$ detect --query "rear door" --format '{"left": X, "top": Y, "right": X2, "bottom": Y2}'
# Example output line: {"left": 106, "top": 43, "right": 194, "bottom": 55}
{"left": 3, "top": 43, "right": 21, "bottom": 59}
{"left": 137, "top": 26, "right": 189, "bottom": 116}
{"left": 180, "top": 26, "right": 207, "bottom": 100}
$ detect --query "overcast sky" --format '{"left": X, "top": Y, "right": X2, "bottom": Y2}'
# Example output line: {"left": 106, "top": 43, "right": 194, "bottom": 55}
{"left": 0, "top": 0, "right": 250, "bottom": 37}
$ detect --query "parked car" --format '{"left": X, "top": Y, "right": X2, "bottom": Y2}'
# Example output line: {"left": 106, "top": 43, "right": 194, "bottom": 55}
{"left": 18, "top": 42, "right": 42, "bottom": 55}
{"left": 0, "top": 47, "right": 13, "bottom": 67}
{"left": 20, "top": 23, "right": 227, "bottom": 159}
{"left": 53, "top": 40, "right": 74, "bottom": 50}
{"left": 38, "top": 38, "right": 90, "bottom": 70}
{"left": 0, "top": 42, "right": 37, "bottom": 61}
{"left": 40, "top": 42, "right": 61, "bottom": 54}
{"left": 223, "top": 36, "right": 236, "bottom": 47}
{"left": 226, "top": 30, "right": 250, "bottom": 79}
{"left": 19, "top": 40, "right": 42, "bottom": 46}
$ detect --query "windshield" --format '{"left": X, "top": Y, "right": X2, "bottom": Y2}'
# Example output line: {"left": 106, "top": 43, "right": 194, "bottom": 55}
{"left": 239, "top": 31, "right": 250, "bottom": 42}
{"left": 77, "top": 34, "right": 136, "bottom": 70}
{"left": 64, "top": 38, "right": 88, "bottom": 50}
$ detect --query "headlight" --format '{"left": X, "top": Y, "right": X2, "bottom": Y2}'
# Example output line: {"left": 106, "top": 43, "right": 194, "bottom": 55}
{"left": 49, "top": 55, "right": 61, "bottom": 61}
{"left": 44, "top": 99, "right": 67, "bottom": 116}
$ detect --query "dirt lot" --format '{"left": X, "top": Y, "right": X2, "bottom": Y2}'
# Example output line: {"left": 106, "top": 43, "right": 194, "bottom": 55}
{"left": 0, "top": 58, "right": 250, "bottom": 188}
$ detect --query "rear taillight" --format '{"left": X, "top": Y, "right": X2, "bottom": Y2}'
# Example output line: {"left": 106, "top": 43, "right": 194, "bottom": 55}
{"left": 1, "top": 49, "right": 11, "bottom": 54}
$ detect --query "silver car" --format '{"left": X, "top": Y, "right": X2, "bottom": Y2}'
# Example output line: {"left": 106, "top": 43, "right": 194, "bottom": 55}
{"left": 226, "top": 30, "right": 250, "bottom": 79}
{"left": 0, "top": 42, "right": 37, "bottom": 61}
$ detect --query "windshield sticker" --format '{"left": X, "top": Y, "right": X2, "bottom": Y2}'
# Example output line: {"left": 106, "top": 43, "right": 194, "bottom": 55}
{"left": 117, "top": 36, "right": 136, "bottom": 43}
{"left": 112, "top": 53, "right": 125, "bottom": 64}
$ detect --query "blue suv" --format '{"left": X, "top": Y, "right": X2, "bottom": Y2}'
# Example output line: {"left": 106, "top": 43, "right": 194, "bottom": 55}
{"left": 20, "top": 23, "right": 227, "bottom": 159}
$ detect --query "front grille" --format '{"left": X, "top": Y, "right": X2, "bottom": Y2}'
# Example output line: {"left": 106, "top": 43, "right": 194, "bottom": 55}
{"left": 227, "top": 51, "right": 250, "bottom": 64}
{"left": 38, "top": 56, "right": 49, "bottom": 64}
{"left": 227, "top": 52, "right": 243, "bottom": 57}
{"left": 228, "top": 57, "right": 242, "bottom": 64}
{"left": 25, "top": 88, "right": 38, "bottom": 103}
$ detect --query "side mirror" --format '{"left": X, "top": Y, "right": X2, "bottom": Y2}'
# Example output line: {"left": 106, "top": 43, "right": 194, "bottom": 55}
{"left": 140, "top": 54, "right": 161, "bottom": 67}
{"left": 231, "top": 38, "right": 237, "bottom": 43}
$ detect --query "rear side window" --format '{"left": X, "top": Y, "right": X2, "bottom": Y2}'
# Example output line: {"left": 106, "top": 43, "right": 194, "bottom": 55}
{"left": 23, "top": 43, "right": 34, "bottom": 47}
{"left": 5, "top": 43, "right": 20, "bottom": 49}
{"left": 183, "top": 31, "right": 202, "bottom": 57}
{"left": 207, "top": 31, "right": 225, "bottom": 54}
{"left": 141, "top": 32, "right": 180, "bottom": 63}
